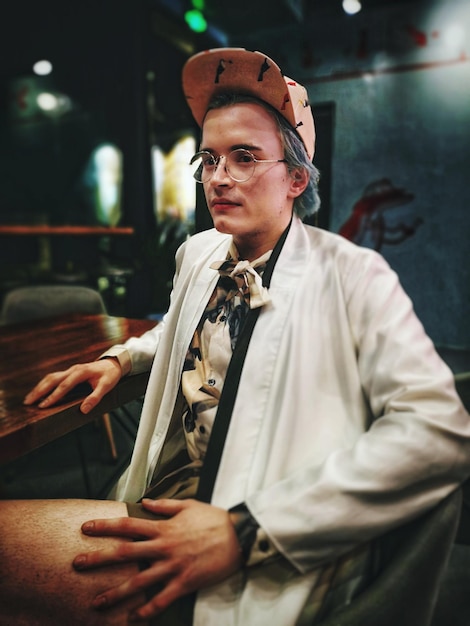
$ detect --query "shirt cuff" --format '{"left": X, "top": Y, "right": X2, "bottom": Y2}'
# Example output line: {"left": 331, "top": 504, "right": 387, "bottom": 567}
{"left": 229, "top": 502, "right": 278, "bottom": 567}
{"left": 247, "top": 526, "right": 278, "bottom": 567}
{"left": 99, "top": 346, "right": 132, "bottom": 376}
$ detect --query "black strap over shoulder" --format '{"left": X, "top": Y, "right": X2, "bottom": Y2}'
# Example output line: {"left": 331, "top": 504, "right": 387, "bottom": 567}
{"left": 196, "top": 220, "right": 291, "bottom": 503}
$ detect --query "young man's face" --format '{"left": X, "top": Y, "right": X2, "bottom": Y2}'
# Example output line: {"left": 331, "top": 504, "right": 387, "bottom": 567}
{"left": 200, "top": 102, "right": 305, "bottom": 261}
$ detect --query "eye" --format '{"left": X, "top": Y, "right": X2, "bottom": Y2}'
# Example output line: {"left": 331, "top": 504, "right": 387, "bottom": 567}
{"left": 233, "top": 150, "right": 255, "bottom": 164}
{"left": 201, "top": 153, "right": 216, "bottom": 167}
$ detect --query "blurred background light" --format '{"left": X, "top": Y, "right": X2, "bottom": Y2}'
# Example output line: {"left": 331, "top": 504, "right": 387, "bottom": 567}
{"left": 36, "top": 92, "right": 58, "bottom": 111}
{"left": 342, "top": 0, "right": 362, "bottom": 15}
{"left": 184, "top": 9, "right": 207, "bottom": 32}
{"left": 36, "top": 91, "right": 72, "bottom": 116}
{"left": 33, "top": 59, "right": 53, "bottom": 76}
{"left": 442, "top": 23, "right": 466, "bottom": 51}
{"left": 93, "top": 144, "right": 123, "bottom": 226}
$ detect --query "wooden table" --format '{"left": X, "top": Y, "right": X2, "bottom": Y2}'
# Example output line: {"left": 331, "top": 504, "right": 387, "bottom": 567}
{"left": 0, "top": 314, "right": 155, "bottom": 465}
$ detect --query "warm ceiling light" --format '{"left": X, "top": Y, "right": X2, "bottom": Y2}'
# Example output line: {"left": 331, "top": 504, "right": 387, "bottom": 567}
{"left": 343, "top": 0, "right": 362, "bottom": 15}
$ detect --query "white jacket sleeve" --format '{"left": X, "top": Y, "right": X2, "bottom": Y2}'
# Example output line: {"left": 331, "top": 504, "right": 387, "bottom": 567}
{"left": 247, "top": 250, "right": 470, "bottom": 573}
{"left": 101, "top": 323, "right": 165, "bottom": 376}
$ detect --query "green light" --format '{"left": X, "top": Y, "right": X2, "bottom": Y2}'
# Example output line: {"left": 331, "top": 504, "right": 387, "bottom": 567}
{"left": 192, "top": 0, "right": 205, "bottom": 10}
{"left": 184, "top": 9, "right": 207, "bottom": 33}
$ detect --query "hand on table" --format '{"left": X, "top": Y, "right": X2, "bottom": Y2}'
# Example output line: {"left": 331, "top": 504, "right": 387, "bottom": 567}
{"left": 23, "top": 358, "right": 122, "bottom": 414}
{"left": 72, "top": 498, "right": 243, "bottom": 622}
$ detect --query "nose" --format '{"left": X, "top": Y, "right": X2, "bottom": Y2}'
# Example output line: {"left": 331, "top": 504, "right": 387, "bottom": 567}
{"left": 209, "top": 154, "right": 232, "bottom": 185}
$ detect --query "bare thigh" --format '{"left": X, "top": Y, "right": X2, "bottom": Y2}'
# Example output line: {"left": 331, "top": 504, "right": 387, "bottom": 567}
{"left": 0, "top": 499, "right": 149, "bottom": 626}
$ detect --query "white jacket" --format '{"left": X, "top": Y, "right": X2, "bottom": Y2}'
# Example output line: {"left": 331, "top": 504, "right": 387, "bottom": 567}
{"left": 114, "top": 215, "right": 470, "bottom": 625}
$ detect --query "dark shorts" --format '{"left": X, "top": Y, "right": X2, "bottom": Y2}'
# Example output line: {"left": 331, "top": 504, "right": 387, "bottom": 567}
{"left": 126, "top": 502, "right": 167, "bottom": 521}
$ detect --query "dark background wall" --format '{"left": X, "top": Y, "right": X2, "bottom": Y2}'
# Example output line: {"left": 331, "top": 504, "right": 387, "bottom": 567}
{"left": 241, "top": 0, "right": 470, "bottom": 348}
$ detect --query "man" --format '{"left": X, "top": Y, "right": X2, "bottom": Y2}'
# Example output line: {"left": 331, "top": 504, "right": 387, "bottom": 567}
{"left": 1, "top": 48, "right": 469, "bottom": 626}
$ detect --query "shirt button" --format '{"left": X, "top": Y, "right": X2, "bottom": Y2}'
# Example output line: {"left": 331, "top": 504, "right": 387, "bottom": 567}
{"left": 208, "top": 378, "right": 216, "bottom": 386}
{"left": 258, "top": 539, "right": 270, "bottom": 553}
{"left": 220, "top": 315, "right": 227, "bottom": 322}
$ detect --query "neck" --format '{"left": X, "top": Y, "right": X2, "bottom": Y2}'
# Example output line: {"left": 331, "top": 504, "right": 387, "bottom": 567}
{"left": 233, "top": 242, "right": 272, "bottom": 262}
{"left": 233, "top": 218, "right": 293, "bottom": 262}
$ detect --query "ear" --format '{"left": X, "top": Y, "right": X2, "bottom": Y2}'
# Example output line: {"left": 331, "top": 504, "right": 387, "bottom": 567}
{"left": 288, "top": 168, "right": 309, "bottom": 199}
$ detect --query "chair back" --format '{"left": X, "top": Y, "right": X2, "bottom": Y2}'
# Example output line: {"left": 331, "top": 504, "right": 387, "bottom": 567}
{"left": 1, "top": 285, "right": 107, "bottom": 324}
{"left": 316, "top": 488, "right": 462, "bottom": 626}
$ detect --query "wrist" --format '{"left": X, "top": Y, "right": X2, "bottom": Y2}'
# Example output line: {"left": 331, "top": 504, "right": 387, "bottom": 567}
{"left": 229, "top": 503, "right": 259, "bottom": 565}
{"left": 98, "top": 347, "right": 131, "bottom": 376}
{"left": 99, "top": 355, "right": 123, "bottom": 377}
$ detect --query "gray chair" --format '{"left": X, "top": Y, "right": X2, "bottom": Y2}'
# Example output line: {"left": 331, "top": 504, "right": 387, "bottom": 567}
{"left": 1, "top": 285, "right": 107, "bottom": 324}
{"left": 315, "top": 488, "right": 462, "bottom": 626}
{"left": 430, "top": 371, "right": 470, "bottom": 626}
{"left": 455, "top": 372, "right": 470, "bottom": 415}
{"left": 1, "top": 284, "right": 118, "bottom": 460}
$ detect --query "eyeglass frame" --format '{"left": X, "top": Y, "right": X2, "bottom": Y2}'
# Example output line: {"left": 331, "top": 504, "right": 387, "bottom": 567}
{"left": 189, "top": 148, "right": 288, "bottom": 183}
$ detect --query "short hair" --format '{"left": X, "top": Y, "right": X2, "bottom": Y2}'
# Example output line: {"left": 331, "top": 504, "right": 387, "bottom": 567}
{"left": 205, "top": 92, "right": 321, "bottom": 218}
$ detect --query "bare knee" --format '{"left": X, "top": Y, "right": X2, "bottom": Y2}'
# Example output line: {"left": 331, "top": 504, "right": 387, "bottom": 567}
{"left": 0, "top": 499, "right": 148, "bottom": 626}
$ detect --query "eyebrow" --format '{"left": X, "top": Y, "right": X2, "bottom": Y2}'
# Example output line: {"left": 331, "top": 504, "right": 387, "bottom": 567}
{"left": 198, "top": 143, "right": 264, "bottom": 154}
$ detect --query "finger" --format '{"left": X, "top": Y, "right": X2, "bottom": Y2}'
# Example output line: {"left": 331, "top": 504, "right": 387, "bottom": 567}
{"left": 90, "top": 562, "right": 171, "bottom": 611}
{"left": 128, "top": 576, "right": 190, "bottom": 622}
{"left": 141, "top": 498, "right": 189, "bottom": 516}
{"left": 35, "top": 366, "right": 93, "bottom": 407}
{"left": 74, "top": 543, "right": 150, "bottom": 571}
{"left": 37, "top": 376, "right": 83, "bottom": 408}
{"left": 79, "top": 386, "right": 108, "bottom": 414}
{"left": 80, "top": 364, "right": 120, "bottom": 413}
{"left": 73, "top": 544, "right": 132, "bottom": 571}
{"left": 23, "top": 371, "right": 68, "bottom": 404}
{"left": 73, "top": 536, "right": 169, "bottom": 571}
{"left": 80, "top": 516, "right": 161, "bottom": 539}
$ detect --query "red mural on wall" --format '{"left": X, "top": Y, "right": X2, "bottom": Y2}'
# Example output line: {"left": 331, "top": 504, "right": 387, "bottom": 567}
{"left": 339, "top": 178, "right": 423, "bottom": 251}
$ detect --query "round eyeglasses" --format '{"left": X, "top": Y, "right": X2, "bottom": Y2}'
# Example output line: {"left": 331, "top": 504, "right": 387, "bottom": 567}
{"left": 189, "top": 149, "right": 287, "bottom": 183}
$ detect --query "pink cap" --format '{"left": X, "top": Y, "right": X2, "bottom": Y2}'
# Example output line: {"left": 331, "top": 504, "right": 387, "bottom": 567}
{"left": 182, "top": 47, "right": 315, "bottom": 160}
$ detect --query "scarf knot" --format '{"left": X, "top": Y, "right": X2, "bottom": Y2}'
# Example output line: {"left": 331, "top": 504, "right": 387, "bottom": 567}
{"left": 210, "top": 255, "right": 271, "bottom": 309}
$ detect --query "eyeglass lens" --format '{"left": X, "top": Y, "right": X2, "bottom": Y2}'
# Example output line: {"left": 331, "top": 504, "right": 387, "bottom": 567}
{"left": 191, "top": 149, "right": 256, "bottom": 183}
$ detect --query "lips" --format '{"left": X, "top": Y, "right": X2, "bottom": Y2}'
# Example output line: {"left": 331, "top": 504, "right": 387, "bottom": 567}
{"left": 210, "top": 198, "right": 239, "bottom": 210}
